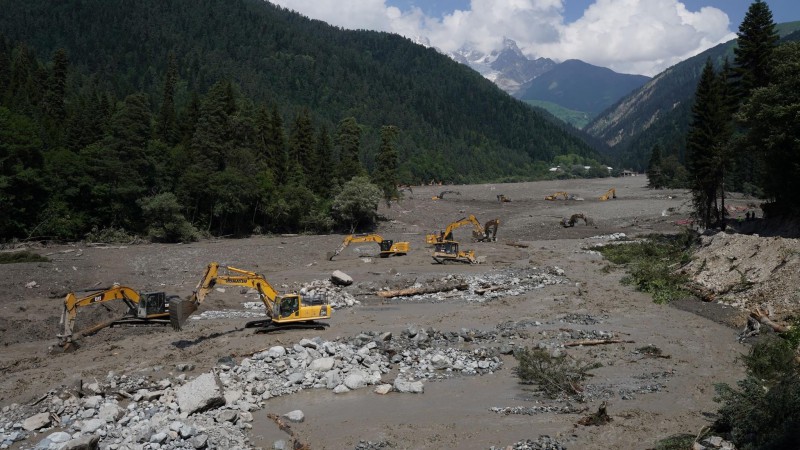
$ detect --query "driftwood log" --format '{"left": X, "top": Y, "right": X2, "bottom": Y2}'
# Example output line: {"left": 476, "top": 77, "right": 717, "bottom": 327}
{"left": 377, "top": 282, "right": 468, "bottom": 298}
{"left": 267, "top": 413, "right": 310, "bottom": 450}
{"left": 750, "top": 308, "right": 788, "bottom": 333}
{"left": 564, "top": 339, "right": 635, "bottom": 347}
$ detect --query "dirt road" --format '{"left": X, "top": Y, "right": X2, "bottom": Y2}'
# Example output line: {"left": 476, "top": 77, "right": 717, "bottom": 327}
{"left": 0, "top": 177, "right": 750, "bottom": 449}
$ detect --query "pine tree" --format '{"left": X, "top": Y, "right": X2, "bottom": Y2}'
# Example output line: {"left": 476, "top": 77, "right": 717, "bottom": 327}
{"left": 738, "top": 42, "right": 800, "bottom": 217}
{"left": 335, "top": 116, "right": 365, "bottom": 182}
{"left": 314, "top": 124, "right": 333, "bottom": 197}
{"left": 734, "top": 0, "right": 779, "bottom": 96}
{"left": 156, "top": 52, "right": 179, "bottom": 145}
{"left": 686, "top": 59, "right": 732, "bottom": 228}
{"left": 372, "top": 125, "right": 400, "bottom": 203}
{"left": 288, "top": 108, "right": 315, "bottom": 185}
{"left": 646, "top": 144, "right": 663, "bottom": 189}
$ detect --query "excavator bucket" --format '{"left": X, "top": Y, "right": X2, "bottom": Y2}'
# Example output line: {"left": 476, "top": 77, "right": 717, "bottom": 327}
{"left": 169, "top": 297, "right": 198, "bottom": 330}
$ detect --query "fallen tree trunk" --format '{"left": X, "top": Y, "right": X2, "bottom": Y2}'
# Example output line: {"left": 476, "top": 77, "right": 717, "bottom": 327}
{"left": 377, "top": 282, "right": 468, "bottom": 298}
{"left": 564, "top": 339, "right": 634, "bottom": 347}
{"left": 475, "top": 285, "right": 506, "bottom": 295}
{"left": 750, "top": 308, "right": 788, "bottom": 333}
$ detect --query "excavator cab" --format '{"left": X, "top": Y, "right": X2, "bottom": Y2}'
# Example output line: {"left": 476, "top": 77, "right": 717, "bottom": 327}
{"left": 379, "top": 240, "right": 394, "bottom": 254}
{"left": 136, "top": 292, "right": 169, "bottom": 318}
{"left": 432, "top": 241, "right": 477, "bottom": 264}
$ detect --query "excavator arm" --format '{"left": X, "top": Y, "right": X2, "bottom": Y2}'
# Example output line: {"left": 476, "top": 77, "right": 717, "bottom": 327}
{"left": 170, "top": 263, "right": 331, "bottom": 331}
{"left": 329, "top": 234, "right": 409, "bottom": 260}
{"left": 599, "top": 188, "right": 617, "bottom": 201}
{"left": 426, "top": 214, "right": 497, "bottom": 244}
{"left": 59, "top": 285, "right": 143, "bottom": 346}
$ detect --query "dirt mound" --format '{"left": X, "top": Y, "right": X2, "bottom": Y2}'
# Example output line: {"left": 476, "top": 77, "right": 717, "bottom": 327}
{"left": 681, "top": 232, "right": 800, "bottom": 321}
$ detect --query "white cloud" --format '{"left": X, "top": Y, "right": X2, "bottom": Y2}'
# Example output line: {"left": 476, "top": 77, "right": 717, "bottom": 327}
{"left": 266, "top": 0, "right": 736, "bottom": 76}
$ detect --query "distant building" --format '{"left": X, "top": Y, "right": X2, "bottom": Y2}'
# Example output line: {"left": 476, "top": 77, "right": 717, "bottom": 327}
{"left": 621, "top": 170, "right": 636, "bottom": 177}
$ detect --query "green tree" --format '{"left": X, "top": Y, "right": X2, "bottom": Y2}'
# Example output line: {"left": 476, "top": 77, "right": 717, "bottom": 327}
{"left": 734, "top": 0, "right": 779, "bottom": 97}
{"left": 137, "top": 192, "right": 198, "bottom": 242}
{"left": 335, "top": 116, "right": 365, "bottom": 182}
{"left": 686, "top": 59, "right": 732, "bottom": 228}
{"left": 647, "top": 144, "right": 664, "bottom": 189}
{"left": 331, "top": 175, "right": 382, "bottom": 232}
{"left": 288, "top": 108, "right": 315, "bottom": 184}
{"left": 737, "top": 42, "right": 800, "bottom": 217}
{"left": 372, "top": 125, "right": 400, "bottom": 204}
{"left": 314, "top": 124, "right": 333, "bottom": 197}
{"left": 155, "top": 51, "right": 179, "bottom": 145}
{"left": 42, "top": 48, "right": 67, "bottom": 141}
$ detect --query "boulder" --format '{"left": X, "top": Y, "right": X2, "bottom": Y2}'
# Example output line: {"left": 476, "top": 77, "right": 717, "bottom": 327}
{"left": 394, "top": 378, "right": 424, "bottom": 394}
{"left": 176, "top": 372, "right": 225, "bottom": 415}
{"left": 80, "top": 418, "right": 106, "bottom": 434}
{"left": 22, "top": 412, "right": 50, "bottom": 431}
{"left": 283, "top": 410, "right": 305, "bottom": 423}
{"left": 344, "top": 372, "right": 367, "bottom": 390}
{"left": 98, "top": 403, "right": 124, "bottom": 422}
{"left": 308, "top": 357, "right": 335, "bottom": 372}
{"left": 330, "top": 270, "right": 353, "bottom": 286}
{"left": 61, "top": 434, "right": 101, "bottom": 450}
{"left": 373, "top": 384, "right": 392, "bottom": 395}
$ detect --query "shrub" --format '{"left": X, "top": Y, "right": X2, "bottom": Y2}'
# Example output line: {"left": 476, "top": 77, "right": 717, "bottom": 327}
{"left": 713, "top": 335, "right": 800, "bottom": 449}
{"left": 513, "top": 347, "right": 601, "bottom": 398}
{"left": 0, "top": 250, "right": 49, "bottom": 264}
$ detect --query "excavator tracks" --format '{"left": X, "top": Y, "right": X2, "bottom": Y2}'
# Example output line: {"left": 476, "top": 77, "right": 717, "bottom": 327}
{"left": 245, "top": 319, "right": 330, "bottom": 332}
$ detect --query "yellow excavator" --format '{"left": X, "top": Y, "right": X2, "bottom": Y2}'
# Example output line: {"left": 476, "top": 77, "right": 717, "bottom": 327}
{"left": 169, "top": 263, "right": 331, "bottom": 332}
{"left": 59, "top": 285, "right": 175, "bottom": 347}
{"left": 431, "top": 190, "right": 461, "bottom": 200}
{"left": 545, "top": 191, "right": 570, "bottom": 201}
{"left": 599, "top": 188, "right": 617, "bottom": 201}
{"left": 432, "top": 241, "right": 477, "bottom": 264}
{"left": 425, "top": 214, "right": 499, "bottom": 244}
{"left": 328, "top": 234, "right": 409, "bottom": 260}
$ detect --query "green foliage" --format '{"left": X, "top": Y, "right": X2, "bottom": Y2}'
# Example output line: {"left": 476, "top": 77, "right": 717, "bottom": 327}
{"left": 713, "top": 335, "right": 800, "bottom": 449}
{"left": 513, "top": 347, "right": 601, "bottom": 398}
{"left": 0, "top": 250, "right": 49, "bottom": 264}
{"left": 137, "top": 193, "right": 199, "bottom": 243}
{"left": 597, "top": 232, "right": 696, "bottom": 304}
{"left": 646, "top": 144, "right": 664, "bottom": 189}
{"left": 734, "top": 0, "right": 780, "bottom": 96}
{"left": 84, "top": 227, "right": 135, "bottom": 244}
{"left": 652, "top": 434, "right": 696, "bottom": 450}
{"left": 372, "top": 125, "right": 400, "bottom": 203}
{"left": 331, "top": 176, "right": 382, "bottom": 232}
{"left": 524, "top": 99, "right": 592, "bottom": 129}
{"left": 737, "top": 42, "right": 800, "bottom": 217}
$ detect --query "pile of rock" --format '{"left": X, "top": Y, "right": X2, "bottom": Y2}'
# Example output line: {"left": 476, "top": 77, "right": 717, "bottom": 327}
{"left": 1, "top": 325, "right": 505, "bottom": 449}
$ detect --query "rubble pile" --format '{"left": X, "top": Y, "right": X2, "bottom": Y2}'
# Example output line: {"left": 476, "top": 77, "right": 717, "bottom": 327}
{"left": 680, "top": 233, "right": 800, "bottom": 319}
{"left": 385, "top": 266, "right": 568, "bottom": 304}
{"left": 0, "top": 325, "right": 504, "bottom": 449}
{"left": 489, "top": 404, "right": 582, "bottom": 415}
{"left": 489, "top": 436, "right": 567, "bottom": 450}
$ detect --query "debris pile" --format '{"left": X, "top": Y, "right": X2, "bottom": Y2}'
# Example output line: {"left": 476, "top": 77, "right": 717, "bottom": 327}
{"left": 0, "top": 325, "right": 504, "bottom": 449}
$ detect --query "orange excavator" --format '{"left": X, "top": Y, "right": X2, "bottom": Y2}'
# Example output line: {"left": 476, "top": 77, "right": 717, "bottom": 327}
{"left": 425, "top": 214, "right": 499, "bottom": 244}
{"left": 59, "top": 285, "right": 175, "bottom": 348}
{"left": 328, "top": 234, "right": 409, "bottom": 260}
{"left": 169, "top": 263, "right": 331, "bottom": 332}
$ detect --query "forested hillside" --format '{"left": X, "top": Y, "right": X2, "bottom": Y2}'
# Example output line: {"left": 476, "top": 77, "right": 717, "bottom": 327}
{"left": 0, "top": 0, "right": 598, "bottom": 241}
{"left": 586, "top": 21, "right": 800, "bottom": 171}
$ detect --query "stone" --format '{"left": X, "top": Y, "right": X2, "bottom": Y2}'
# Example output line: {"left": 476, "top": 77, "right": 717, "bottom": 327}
{"left": 330, "top": 270, "right": 353, "bottom": 286}
{"left": 373, "top": 384, "right": 392, "bottom": 395}
{"left": 266, "top": 346, "right": 287, "bottom": 358}
{"left": 333, "top": 385, "right": 350, "bottom": 394}
{"left": 273, "top": 439, "right": 288, "bottom": 450}
{"left": 189, "top": 434, "right": 209, "bottom": 449}
{"left": 216, "top": 410, "right": 239, "bottom": 424}
{"left": 98, "top": 404, "right": 124, "bottom": 423}
{"left": 47, "top": 431, "right": 72, "bottom": 444}
{"left": 308, "top": 357, "right": 335, "bottom": 372}
{"left": 394, "top": 378, "right": 424, "bottom": 394}
{"left": 282, "top": 410, "right": 304, "bottom": 423}
{"left": 61, "top": 434, "right": 101, "bottom": 450}
{"left": 430, "top": 353, "right": 452, "bottom": 370}
{"left": 150, "top": 432, "right": 168, "bottom": 444}
{"left": 80, "top": 418, "right": 106, "bottom": 434}
{"left": 343, "top": 372, "right": 367, "bottom": 390}
{"left": 176, "top": 373, "right": 225, "bottom": 415}
{"left": 22, "top": 412, "right": 50, "bottom": 431}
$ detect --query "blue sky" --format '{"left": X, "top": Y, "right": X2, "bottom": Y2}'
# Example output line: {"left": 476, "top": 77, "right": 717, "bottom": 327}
{"left": 269, "top": 1, "right": 799, "bottom": 75}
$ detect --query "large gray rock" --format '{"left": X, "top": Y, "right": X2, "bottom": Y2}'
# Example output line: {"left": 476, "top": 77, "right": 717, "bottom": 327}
{"left": 394, "top": 378, "right": 424, "bottom": 394}
{"left": 430, "top": 353, "right": 453, "bottom": 370}
{"left": 46, "top": 431, "right": 72, "bottom": 444}
{"left": 283, "top": 410, "right": 305, "bottom": 423}
{"left": 80, "top": 418, "right": 105, "bottom": 434}
{"left": 330, "top": 270, "right": 353, "bottom": 286}
{"left": 308, "top": 357, "right": 335, "bottom": 372}
{"left": 22, "top": 412, "right": 50, "bottom": 431}
{"left": 61, "top": 434, "right": 100, "bottom": 450}
{"left": 176, "top": 372, "right": 225, "bottom": 415}
{"left": 189, "top": 434, "right": 209, "bottom": 449}
{"left": 98, "top": 403, "right": 124, "bottom": 422}
{"left": 343, "top": 372, "right": 367, "bottom": 390}
{"left": 266, "top": 346, "right": 287, "bottom": 358}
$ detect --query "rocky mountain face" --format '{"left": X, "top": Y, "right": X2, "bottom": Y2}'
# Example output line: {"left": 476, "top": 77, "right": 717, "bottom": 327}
{"left": 446, "top": 38, "right": 555, "bottom": 97}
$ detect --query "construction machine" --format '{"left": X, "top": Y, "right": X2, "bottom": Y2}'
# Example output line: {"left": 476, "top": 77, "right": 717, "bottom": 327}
{"left": 497, "top": 194, "right": 511, "bottom": 203}
{"left": 545, "top": 191, "right": 570, "bottom": 201}
{"left": 561, "top": 213, "right": 591, "bottom": 227}
{"left": 432, "top": 240, "right": 477, "bottom": 264}
{"left": 431, "top": 190, "right": 461, "bottom": 200}
{"left": 425, "top": 214, "right": 498, "bottom": 244}
{"left": 329, "top": 234, "right": 409, "bottom": 260}
{"left": 599, "top": 188, "right": 617, "bottom": 201}
{"left": 59, "top": 285, "right": 175, "bottom": 347}
{"left": 169, "top": 263, "right": 330, "bottom": 332}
